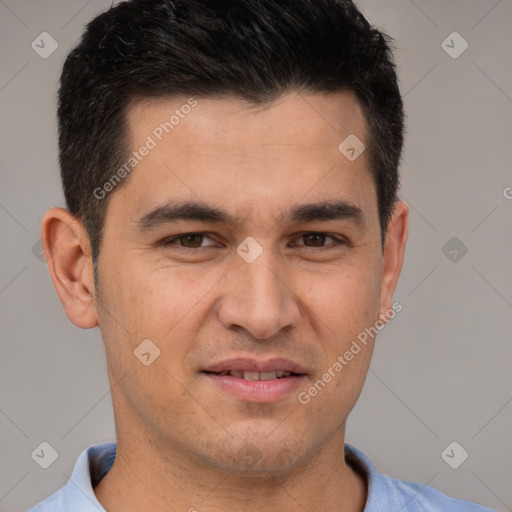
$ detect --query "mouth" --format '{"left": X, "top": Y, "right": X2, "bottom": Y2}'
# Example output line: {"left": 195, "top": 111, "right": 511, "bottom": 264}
{"left": 203, "top": 369, "right": 301, "bottom": 380}
{"left": 201, "top": 358, "right": 308, "bottom": 403}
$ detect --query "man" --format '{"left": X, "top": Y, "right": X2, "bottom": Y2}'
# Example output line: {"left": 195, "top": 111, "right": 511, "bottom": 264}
{"left": 29, "top": 0, "right": 497, "bottom": 511}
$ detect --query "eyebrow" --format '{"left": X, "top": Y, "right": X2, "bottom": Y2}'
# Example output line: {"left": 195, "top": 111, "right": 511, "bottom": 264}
{"left": 135, "top": 199, "right": 365, "bottom": 232}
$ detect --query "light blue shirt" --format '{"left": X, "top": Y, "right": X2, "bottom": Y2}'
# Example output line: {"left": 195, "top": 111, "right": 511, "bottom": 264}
{"left": 28, "top": 442, "right": 497, "bottom": 511}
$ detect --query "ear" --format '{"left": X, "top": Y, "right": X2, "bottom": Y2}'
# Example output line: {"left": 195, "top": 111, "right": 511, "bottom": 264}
{"left": 378, "top": 201, "right": 409, "bottom": 320}
{"left": 41, "top": 207, "right": 98, "bottom": 329}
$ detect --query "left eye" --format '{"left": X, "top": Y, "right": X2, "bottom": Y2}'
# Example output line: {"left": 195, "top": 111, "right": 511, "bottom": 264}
{"left": 293, "top": 232, "right": 343, "bottom": 248}
{"left": 162, "top": 233, "right": 218, "bottom": 248}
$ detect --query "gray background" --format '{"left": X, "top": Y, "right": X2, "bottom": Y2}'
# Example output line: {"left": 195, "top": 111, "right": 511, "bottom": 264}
{"left": 1, "top": 1, "right": 511, "bottom": 511}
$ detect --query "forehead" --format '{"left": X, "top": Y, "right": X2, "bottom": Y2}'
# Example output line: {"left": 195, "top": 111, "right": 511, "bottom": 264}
{"left": 126, "top": 90, "right": 367, "bottom": 151}
{"left": 112, "top": 91, "right": 376, "bottom": 228}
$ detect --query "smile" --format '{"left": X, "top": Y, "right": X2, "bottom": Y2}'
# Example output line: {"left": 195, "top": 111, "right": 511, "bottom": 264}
{"left": 205, "top": 370, "right": 296, "bottom": 380}
{"left": 202, "top": 370, "right": 307, "bottom": 403}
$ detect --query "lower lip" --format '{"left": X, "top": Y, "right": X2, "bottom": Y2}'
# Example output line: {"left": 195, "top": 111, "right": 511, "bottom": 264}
{"left": 202, "top": 373, "right": 307, "bottom": 403}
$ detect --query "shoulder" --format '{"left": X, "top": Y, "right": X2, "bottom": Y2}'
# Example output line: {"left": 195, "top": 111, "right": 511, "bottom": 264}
{"left": 381, "top": 473, "right": 497, "bottom": 511}
{"left": 27, "top": 487, "right": 67, "bottom": 512}
{"left": 27, "top": 442, "right": 116, "bottom": 512}
{"left": 345, "top": 444, "right": 498, "bottom": 512}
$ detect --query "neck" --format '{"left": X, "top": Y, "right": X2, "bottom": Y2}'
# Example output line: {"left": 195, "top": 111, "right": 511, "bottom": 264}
{"left": 94, "top": 427, "right": 367, "bottom": 512}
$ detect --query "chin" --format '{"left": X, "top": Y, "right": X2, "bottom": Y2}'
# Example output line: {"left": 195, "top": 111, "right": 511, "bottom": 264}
{"left": 196, "top": 432, "right": 312, "bottom": 476}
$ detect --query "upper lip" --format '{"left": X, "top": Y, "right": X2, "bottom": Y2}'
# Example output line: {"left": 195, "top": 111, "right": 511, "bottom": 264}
{"left": 203, "top": 357, "right": 307, "bottom": 374}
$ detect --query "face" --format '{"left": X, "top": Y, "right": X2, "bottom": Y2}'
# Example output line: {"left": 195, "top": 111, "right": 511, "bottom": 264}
{"left": 89, "top": 91, "right": 401, "bottom": 474}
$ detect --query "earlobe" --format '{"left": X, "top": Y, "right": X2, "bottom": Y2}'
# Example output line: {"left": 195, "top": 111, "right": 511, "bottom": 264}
{"left": 41, "top": 207, "right": 99, "bottom": 329}
{"left": 379, "top": 201, "right": 409, "bottom": 320}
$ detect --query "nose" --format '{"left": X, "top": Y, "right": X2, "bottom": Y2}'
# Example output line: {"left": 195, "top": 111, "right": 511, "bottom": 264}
{"left": 216, "top": 249, "right": 300, "bottom": 340}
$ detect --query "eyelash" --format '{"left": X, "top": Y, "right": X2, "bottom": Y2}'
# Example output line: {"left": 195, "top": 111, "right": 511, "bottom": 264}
{"left": 161, "top": 232, "right": 347, "bottom": 251}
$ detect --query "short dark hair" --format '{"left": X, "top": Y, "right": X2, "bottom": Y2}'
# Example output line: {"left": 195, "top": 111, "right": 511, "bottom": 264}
{"left": 58, "top": 0, "right": 404, "bottom": 275}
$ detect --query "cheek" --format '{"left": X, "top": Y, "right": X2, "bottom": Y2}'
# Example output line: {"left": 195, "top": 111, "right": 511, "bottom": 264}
{"left": 300, "top": 261, "right": 381, "bottom": 341}
{"left": 104, "top": 259, "right": 227, "bottom": 360}
{"left": 311, "top": 262, "right": 381, "bottom": 403}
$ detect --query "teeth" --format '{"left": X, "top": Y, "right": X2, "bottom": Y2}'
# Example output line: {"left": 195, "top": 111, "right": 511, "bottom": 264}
{"left": 213, "top": 370, "right": 295, "bottom": 379}
{"left": 243, "top": 371, "right": 260, "bottom": 380}
{"left": 220, "top": 370, "right": 293, "bottom": 380}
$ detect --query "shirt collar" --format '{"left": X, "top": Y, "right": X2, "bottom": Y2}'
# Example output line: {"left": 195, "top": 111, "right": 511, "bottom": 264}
{"left": 61, "top": 442, "right": 116, "bottom": 511}
{"left": 65, "top": 442, "right": 386, "bottom": 511}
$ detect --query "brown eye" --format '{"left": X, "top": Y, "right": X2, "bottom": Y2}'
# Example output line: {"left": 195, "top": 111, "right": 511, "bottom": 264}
{"left": 302, "top": 233, "right": 328, "bottom": 247}
{"left": 295, "top": 232, "right": 344, "bottom": 249}
{"left": 162, "top": 233, "right": 217, "bottom": 249}
{"left": 179, "top": 234, "right": 204, "bottom": 248}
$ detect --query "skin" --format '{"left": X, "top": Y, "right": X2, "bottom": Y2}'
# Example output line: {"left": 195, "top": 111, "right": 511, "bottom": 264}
{"left": 42, "top": 90, "right": 408, "bottom": 512}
